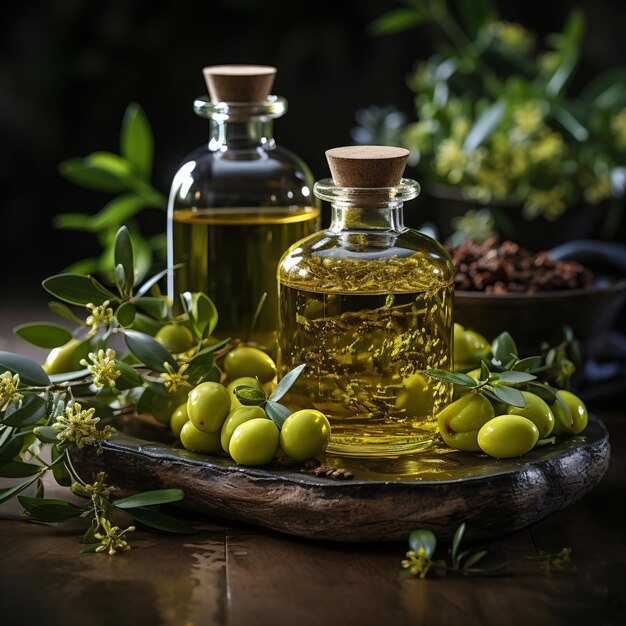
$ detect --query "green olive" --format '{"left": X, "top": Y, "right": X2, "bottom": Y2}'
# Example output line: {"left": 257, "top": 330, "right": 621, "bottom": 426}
{"left": 148, "top": 388, "right": 190, "bottom": 425}
{"left": 180, "top": 421, "right": 221, "bottom": 453}
{"left": 280, "top": 409, "right": 331, "bottom": 462}
{"left": 394, "top": 374, "right": 435, "bottom": 418}
{"left": 453, "top": 323, "right": 490, "bottom": 371}
{"left": 170, "top": 403, "right": 189, "bottom": 437}
{"left": 187, "top": 382, "right": 231, "bottom": 433}
{"left": 155, "top": 324, "right": 194, "bottom": 353}
{"left": 220, "top": 405, "right": 267, "bottom": 453}
{"left": 229, "top": 418, "right": 279, "bottom": 465}
{"left": 478, "top": 415, "right": 539, "bottom": 458}
{"left": 223, "top": 346, "right": 277, "bottom": 383}
{"left": 226, "top": 376, "right": 264, "bottom": 410}
{"left": 551, "top": 390, "right": 588, "bottom": 435}
{"left": 437, "top": 393, "right": 495, "bottom": 451}
{"left": 507, "top": 391, "right": 555, "bottom": 438}
{"left": 42, "top": 338, "right": 84, "bottom": 375}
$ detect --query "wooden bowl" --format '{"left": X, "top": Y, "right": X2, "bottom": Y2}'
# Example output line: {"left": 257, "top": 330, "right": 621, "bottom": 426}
{"left": 454, "top": 241, "right": 626, "bottom": 357}
{"left": 454, "top": 279, "right": 626, "bottom": 357}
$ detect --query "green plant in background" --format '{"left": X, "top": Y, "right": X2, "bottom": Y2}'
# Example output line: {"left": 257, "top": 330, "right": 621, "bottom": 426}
{"left": 359, "top": 0, "right": 626, "bottom": 234}
{"left": 55, "top": 104, "right": 166, "bottom": 281}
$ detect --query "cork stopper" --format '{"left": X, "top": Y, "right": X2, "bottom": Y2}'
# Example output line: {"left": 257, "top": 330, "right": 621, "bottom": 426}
{"left": 203, "top": 65, "right": 277, "bottom": 103}
{"left": 326, "top": 146, "right": 409, "bottom": 187}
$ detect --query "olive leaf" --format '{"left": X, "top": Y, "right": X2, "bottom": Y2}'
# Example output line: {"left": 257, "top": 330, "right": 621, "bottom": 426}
{"left": 451, "top": 522, "right": 466, "bottom": 566}
{"left": 424, "top": 369, "right": 477, "bottom": 387}
{"left": 0, "top": 460, "right": 42, "bottom": 478}
{"left": 120, "top": 102, "right": 154, "bottom": 178}
{"left": 494, "top": 371, "right": 536, "bottom": 384}
{"left": 42, "top": 273, "right": 117, "bottom": 306}
{"left": 491, "top": 332, "right": 519, "bottom": 367}
{"left": 462, "top": 550, "right": 488, "bottom": 570}
{"left": 116, "top": 301, "right": 136, "bottom": 327}
{"left": 113, "top": 488, "right": 185, "bottom": 509}
{"left": 264, "top": 401, "right": 293, "bottom": 428}
{"left": 490, "top": 384, "right": 526, "bottom": 408}
{"left": 191, "top": 292, "right": 219, "bottom": 339}
{"left": 48, "top": 301, "right": 84, "bottom": 325}
{"left": 33, "top": 426, "right": 60, "bottom": 444}
{"left": 124, "top": 330, "right": 177, "bottom": 373}
{"left": 554, "top": 390, "right": 574, "bottom": 427}
{"left": 114, "top": 226, "right": 135, "bottom": 295}
{"left": 525, "top": 382, "right": 557, "bottom": 404}
{"left": 270, "top": 363, "right": 306, "bottom": 403}
{"left": 18, "top": 496, "right": 85, "bottom": 522}
{"left": 14, "top": 322, "right": 73, "bottom": 349}
{"left": 114, "top": 359, "right": 144, "bottom": 389}
{"left": 124, "top": 506, "right": 195, "bottom": 534}
{"left": 0, "top": 351, "right": 51, "bottom": 387}
{"left": 135, "top": 297, "right": 169, "bottom": 320}
{"left": 1, "top": 395, "right": 47, "bottom": 427}
{"left": 511, "top": 356, "right": 542, "bottom": 372}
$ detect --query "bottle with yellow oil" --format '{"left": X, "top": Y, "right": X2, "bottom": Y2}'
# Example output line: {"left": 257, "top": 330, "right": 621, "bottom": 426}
{"left": 167, "top": 65, "right": 319, "bottom": 347}
{"left": 277, "top": 146, "right": 454, "bottom": 457}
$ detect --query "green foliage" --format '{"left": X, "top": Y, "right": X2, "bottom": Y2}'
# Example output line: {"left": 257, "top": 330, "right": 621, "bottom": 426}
{"left": 424, "top": 326, "right": 579, "bottom": 410}
{"left": 56, "top": 103, "right": 166, "bottom": 280}
{"left": 233, "top": 363, "right": 306, "bottom": 429}
{"left": 401, "top": 522, "right": 573, "bottom": 579}
{"left": 361, "top": 1, "right": 626, "bottom": 229}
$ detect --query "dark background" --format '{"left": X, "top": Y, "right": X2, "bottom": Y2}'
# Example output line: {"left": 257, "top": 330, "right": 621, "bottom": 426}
{"left": 1, "top": 0, "right": 625, "bottom": 303}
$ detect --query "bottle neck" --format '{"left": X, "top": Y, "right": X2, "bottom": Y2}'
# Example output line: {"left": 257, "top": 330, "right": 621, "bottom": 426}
{"left": 209, "top": 119, "right": 276, "bottom": 150}
{"left": 329, "top": 202, "right": 405, "bottom": 232}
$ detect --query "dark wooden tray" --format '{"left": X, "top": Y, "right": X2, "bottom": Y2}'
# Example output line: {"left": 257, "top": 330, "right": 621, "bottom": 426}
{"left": 70, "top": 415, "right": 610, "bottom": 542}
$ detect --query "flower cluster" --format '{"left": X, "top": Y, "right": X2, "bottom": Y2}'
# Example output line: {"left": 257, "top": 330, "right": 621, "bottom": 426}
{"left": 401, "top": 547, "right": 432, "bottom": 579}
{"left": 0, "top": 371, "right": 23, "bottom": 410}
{"left": 85, "top": 301, "right": 114, "bottom": 337}
{"left": 160, "top": 361, "right": 190, "bottom": 393}
{"left": 53, "top": 401, "right": 111, "bottom": 449}
{"left": 80, "top": 349, "right": 121, "bottom": 389}
{"left": 94, "top": 518, "right": 135, "bottom": 555}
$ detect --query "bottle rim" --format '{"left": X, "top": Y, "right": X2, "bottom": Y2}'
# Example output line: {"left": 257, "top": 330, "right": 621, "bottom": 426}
{"left": 193, "top": 95, "right": 287, "bottom": 121}
{"left": 313, "top": 178, "right": 421, "bottom": 203}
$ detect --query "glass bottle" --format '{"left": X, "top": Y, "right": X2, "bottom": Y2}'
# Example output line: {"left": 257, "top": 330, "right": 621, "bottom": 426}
{"left": 167, "top": 65, "right": 319, "bottom": 348}
{"left": 277, "top": 146, "right": 454, "bottom": 457}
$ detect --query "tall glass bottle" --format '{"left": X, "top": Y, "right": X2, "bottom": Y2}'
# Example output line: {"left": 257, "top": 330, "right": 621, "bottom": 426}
{"left": 277, "top": 146, "right": 454, "bottom": 457}
{"left": 167, "top": 65, "right": 319, "bottom": 347}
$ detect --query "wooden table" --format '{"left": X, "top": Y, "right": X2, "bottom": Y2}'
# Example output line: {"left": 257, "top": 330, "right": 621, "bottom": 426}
{"left": 1, "top": 309, "right": 625, "bottom": 626}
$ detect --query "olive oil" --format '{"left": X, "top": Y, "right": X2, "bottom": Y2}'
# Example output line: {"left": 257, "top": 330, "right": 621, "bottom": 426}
{"left": 171, "top": 206, "right": 319, "bottom": 344}
{"left": 278, "top": 257, "right": 453, "bottom": 457}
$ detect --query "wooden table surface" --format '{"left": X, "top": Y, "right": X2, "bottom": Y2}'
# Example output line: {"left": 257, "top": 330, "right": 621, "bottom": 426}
{"left": 1, "top": 307, "right": 625, "bottom": 626}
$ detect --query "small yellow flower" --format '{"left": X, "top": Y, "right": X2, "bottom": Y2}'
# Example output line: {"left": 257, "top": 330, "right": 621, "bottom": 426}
{"left": 94, "top": 518, "right": 135, "bottom": 555}
{"left": 528, "top": 132, "right": 564, "bottom": 162}
{"left": 612, "top": 108, "right": 626, "bottom": 150}
{"left": 160, "top": 362, "right": 190, "bottom": 393}
{"left": 53, "top": 401, "right": 111, "bottom": 448}
{"left": 513, "top": 101, "right": 543, "bottom": 135}
{"left": 85, "top": 301, "right": 114, "bottom": 337}
{"left": 0, "top": 371, "right": 23, "bottom": 410}
{"left": 80, "top": 349, "right": 121, "bottom": 389}
{"left": 540, "top": 547, "right": 573, "bottom": 574}
{"left": 436, "top": 139, "right": 468, "bottom": 183}
{"left": 84, "top": 471, "right": 115, "bottom": 501}
{"left": 401, "top": 547, "right": 432, "bottom": 579}
{"left": 493, "top": 21, "right": 534, "bottom": 53}
{"left": 584, "top": 173, "right": 612, "bottom": 204}
{"left": 524, "top": 185, "right": 568, "bottom": 220}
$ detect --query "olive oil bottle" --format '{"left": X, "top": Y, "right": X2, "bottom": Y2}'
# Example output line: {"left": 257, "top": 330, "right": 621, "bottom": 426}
{"left": 167, "top": 66, "right": 319, "bottom": 346}
{"left": 277, "top": 146, "right": 454, "bottom": 457}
